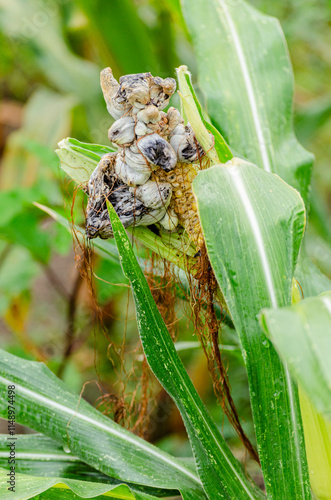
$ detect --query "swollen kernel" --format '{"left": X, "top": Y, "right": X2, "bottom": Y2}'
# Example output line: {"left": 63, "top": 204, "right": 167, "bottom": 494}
{"left": 182, "top": 181, "right": 191, "bottom": 191}
{"left": 177, "top": 205, "right": 186, "bottom": 215}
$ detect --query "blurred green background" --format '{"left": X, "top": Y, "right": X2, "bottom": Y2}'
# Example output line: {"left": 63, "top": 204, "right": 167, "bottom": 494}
{"left": 0, "top": 0, "right": 330, "bottom": 474}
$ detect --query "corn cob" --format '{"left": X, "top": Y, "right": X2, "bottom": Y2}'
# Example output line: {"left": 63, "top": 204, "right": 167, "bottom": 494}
{"left": 86, "top": 68, "right": 206, "bottom": 249}
{"left": 153, "top": 163, "right": 203, "bottom": 249}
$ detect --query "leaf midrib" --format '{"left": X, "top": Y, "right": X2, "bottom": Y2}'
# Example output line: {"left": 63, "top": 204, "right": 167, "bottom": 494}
{"left": 120, "top": 219, "right": 258, "bottom": 500}
{"left": 0, "top": 374, "right": 200, "bottom": 486}
{"left": 214, "top": 0, "right": 274, "bottom": 173}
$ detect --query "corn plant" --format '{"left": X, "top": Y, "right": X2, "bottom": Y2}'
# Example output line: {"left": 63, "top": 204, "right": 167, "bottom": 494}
{"left": 1, "top": 1, "right": 331, "bottom": 499}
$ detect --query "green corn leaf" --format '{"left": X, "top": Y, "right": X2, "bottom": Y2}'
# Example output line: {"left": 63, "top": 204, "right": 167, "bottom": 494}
{"left": 0, "top": 466, "right": 170, "bottom": 499}
{"left": 295, "top": 246, "right": 331, "bottom": 298}
{"left": 56, "top": 137, "right": 116, "bottom": 185}
{"left": 173, "top": 341, "right": 240, "bottom": 354}
{"left": 60, "top": 138, "right": 116, "bottom": 161}
{"left": 56, "top": 147, "right": 97, "bottom": 185}
{"left": 0, "top": 434, "right": 109, "bottom": 483}
{"left": 193, "top": 159, "right": 310, "bottom": 498}
{"left": 298, "top": 389, "right": 331, "bottom": 500}
{"left": 180, "top": 0, "right": 330, "bottom": 300}
{"left": 181, "top": 0, "right": 314, "bottom": 206}
{"left": 260, "top": 291, "right": 331, "bottom": 419}
{"left": 0, "top": 349, "right": 207, "bottom": 500}
{"left": 176, "top": 66, "right": 232, "bottom": 164}
{"left": 29, "top": 491, "right": 159, "bottom": 500}
{"left": 260, "top": 292, "right": 331, "bottom": 499}
{"left": 0, "top": 434, "right": 178, "bottom": 498}
{"left": 107, "top": 201, "right": 263, "bottom": 500}
{"left": 128, "top": 226, "right": 194, "bottom": 272}
{"left": 0, "top": 466, "right": 155, "bottom": 500}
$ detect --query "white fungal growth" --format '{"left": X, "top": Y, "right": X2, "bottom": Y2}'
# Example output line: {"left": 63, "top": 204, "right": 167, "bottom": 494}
{"left": 159, "top": 209, "right": 179, "bottom": 231}
{"left": 108, "top": 117, "right": 135, "bottom": 145}
{"left": 137, "top": 105, "right": 160, "bottom": 124}
{"left": 166, "top": 108, "right": 183, "bottom": 134}
{"left": 135, "top": 121, "right": 148, "bottom": 137}
{"left": 131, "top": 181, "right": 172, "bottom": 209}
{"left": 115, "top": 155, "right": 151, "bottom": 186}
{"left": 100, "top": 68, "right": 130, "bottom": 119}
{"left": 124, "top": 146, "right": 151, "bottom": 172}
{"left": 86, "top": 68, "right": 206, "bottom": 245}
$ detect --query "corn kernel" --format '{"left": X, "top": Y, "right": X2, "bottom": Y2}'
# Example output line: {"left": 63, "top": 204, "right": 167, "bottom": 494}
{"left": 154, "top": 161, "right": 202, "bottom": 248}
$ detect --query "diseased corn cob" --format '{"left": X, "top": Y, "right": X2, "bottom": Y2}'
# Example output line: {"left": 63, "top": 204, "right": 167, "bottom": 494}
{"left": 85, "top": 68, "right": 206, "bottom": 249}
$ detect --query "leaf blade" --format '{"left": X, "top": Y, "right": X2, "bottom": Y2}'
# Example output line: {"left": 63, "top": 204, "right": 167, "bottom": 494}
{"left": 0, "top": 467, "right": 137, "bottom": 500}
{"left": 193, "top": 159, "right": 310, "bottom": 498}
{"left": 260, "top": 291, "right": 331, "bottom": 418}
{"left": 260, "top": 291, "right": 331, "bottom": 499}
{"left": 0, "top": 350, "right": 205, "bottom": 500}
{"left": 0, "top": 434, "right": 178, "bottom": 498}
{"left": 176, "top": 66, "right": 232, "bottom": 164}
{"left": 181, "top": 0, "right": 314, "bottom": 205}
{"left": 107, "top": 201, "right": 263, "bottom": 500}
